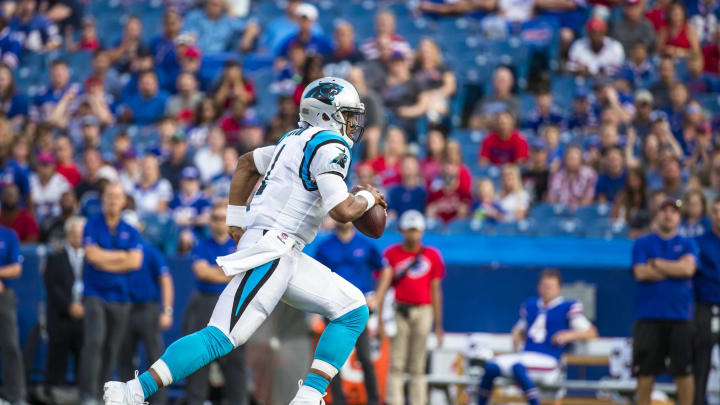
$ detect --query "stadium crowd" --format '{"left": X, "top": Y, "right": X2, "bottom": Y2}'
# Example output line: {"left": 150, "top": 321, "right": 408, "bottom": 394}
{"left": 0, "top": 0, "right": 719, "bottom": 404}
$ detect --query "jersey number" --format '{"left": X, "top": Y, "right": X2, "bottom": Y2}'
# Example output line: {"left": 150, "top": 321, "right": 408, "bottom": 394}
{"left": 527, "top": 313, "right": 547, "bottom": 344}
{"left": 256, "top": 144, "right": 286, "bottom": 196}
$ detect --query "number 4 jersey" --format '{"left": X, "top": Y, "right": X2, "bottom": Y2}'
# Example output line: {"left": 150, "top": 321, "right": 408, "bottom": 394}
{"left": 247, "top": 126, "right": 352, "bottom": 245}
{"left": 518, "top": 297, "right": 592, "bottom": 361}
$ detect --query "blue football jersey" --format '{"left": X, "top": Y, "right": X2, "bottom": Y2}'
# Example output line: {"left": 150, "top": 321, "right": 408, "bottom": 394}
{"left": 520, "top": 297, "right": 585, "bottom": 360}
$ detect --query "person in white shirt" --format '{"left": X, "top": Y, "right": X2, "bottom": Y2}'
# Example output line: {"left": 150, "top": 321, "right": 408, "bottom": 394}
{"left": 568, "top": 17, "right": 625, "bottom": 77}
{"left": 30, "top": 151, "right": 71, "bottom": 223}
{"left": 193, "top": 126, "right": 225, "bottom": 183}
{"left": 132, "top": 155, "right": 173, "bottom": 215}
{"left": 498, "top": 164, "right": 530, "bottom": 222}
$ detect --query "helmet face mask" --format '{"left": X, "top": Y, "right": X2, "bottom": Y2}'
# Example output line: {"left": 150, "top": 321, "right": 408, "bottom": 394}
{"left": 299, "top": 77, "right": 365, "bottom": 147}
{"left": 335, "top": 108, "right": 365, "bottom": 144}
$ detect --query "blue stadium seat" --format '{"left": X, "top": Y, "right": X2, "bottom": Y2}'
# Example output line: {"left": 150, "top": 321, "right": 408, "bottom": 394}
{"left": 444, "top": 219, "right": 475, "bottom": 234}
{"left": 530, "top": 203, "right": 567, "bottom": 219}
{"left": 494, "top": 222, "right": 519, "bottom": 236}
{"left": 65, "top": 51, "right": 93, "bottom": 83}
{"left": 573, "top": 203, "right": 612, "bottom": 223}
{"left": 539, "top": 217, "right": 582, "bottom": 237}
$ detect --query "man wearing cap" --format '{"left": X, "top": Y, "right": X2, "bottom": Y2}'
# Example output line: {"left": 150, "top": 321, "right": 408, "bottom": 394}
{"left": 118, "top": 213, "right": 174, "bottom": 405}
{"left": 692, "top": 197, "right": 720, "bottom": 405}
{"left": 184, "top": 203, "right": 247, "bottom": 405}
{"left": 376, "top": 210, "right": 445, "bottom": 405}
{"left": 277, "top": 3, "right": 332, "bottom": 58}
{"left": 568, "top": 17, "right": 625, "bottom": 77}
{"left": 631, "top": 198, "right": 697, "bottom": 405}
{"left": 567, "top": 87, "right": 598, "bottom": 131}
{"left": 632, "top": 90, "right": 654, "bottom": 137}
{"left": 78, "top": 183, "right": 143, "bottom": 405}
{"left": 609, "top": 0, "right": 656, "bottom": 55}
{"left": 30, "top": 151, "right": 71, "bottom": 223}
{"left": 160, "top": 131, "right": 195, "bottom": 190}
{"left": 169, "top": 166, "right": 212, "bottom": 232}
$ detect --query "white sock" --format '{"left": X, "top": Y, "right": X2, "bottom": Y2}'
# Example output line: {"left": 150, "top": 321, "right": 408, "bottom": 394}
{"left": 126, "top": 377, "right": 144, "bottom": 399}
{"left": 296, "top": 384, "right": 323, "bottom": 400}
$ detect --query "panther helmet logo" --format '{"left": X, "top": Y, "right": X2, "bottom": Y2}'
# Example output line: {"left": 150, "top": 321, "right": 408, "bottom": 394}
{"left": 304, "top": 82, "right": 344, "bottom": 105}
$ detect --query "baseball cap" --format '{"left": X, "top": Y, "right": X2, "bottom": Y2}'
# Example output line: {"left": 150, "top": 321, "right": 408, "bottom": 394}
{"left": 399, "top": 210, "right": 426, "bottom": 232}
{"left": 36, "top": 151, "right": 55, "bottom": 165}
{"left": 97, "top": 165, "right": 119, "bottom": 182}
{"left": 659, "top": 198, "right": 682, "bottom": 211}
{"left": 181, "top": 166, "right": 200, "bottom": 181}
{"left": 634, "top": 89, "right": 654, "bottom": 105}
{"left": 586, "top": 17, "right": 607, "bottom": 33}
{"left": 295, "top": 3, "right": 318, "bottom": 21}
{"left": 170, "top": 131, "right": 186, "bottom": 142}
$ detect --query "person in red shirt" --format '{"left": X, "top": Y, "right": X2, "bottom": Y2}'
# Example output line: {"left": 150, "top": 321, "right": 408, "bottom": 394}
{"left": 479, "top": 111, "right": 529, "bottom": 166}
{"left": 0, "top": 184, "right": 39, "bottom": 243}
{"left": 646, "top": 0, "right": 671, "bottom": 31}
{"left": 376, "top": 210, "right": 444, "bottom": 405}
{"left": 218, "top": 98, "right": 248, "bottom": 146}
{"left": 54, "top": 135, "right": 82, "bottom": 187}
{"left": 420, "top": 126, "right": 446, "bottom": 187}
{"left": 444, "top": 139, "right": 473, "bottom": 195}
{"left": 369, "top": 126, "right": 406, "bottom": 187}
{"left": 427, "top": 161, "right": 472, "bottom": 223}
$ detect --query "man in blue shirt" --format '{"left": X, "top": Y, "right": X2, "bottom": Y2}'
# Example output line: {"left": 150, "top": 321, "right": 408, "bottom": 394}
{"left": 119, "top": 70, "right": 169, "bottom": 126}
{"left": 78, "top": 183, "right": 143, "bottom": 405}
{"left": 182, "top": 0, "right": 242, "bottom": 54}
{"left": 277, "top": 3, "right": 332, "bottom": 58}
{"left": 314, "top": 220, "right": 382, "bottom": 405}
{"left": 692, "top": 196, "right": 720, "bottom": 405}
{"left": 594, "top": 146, "right": 626, "bottom": 203}
{"left": 0, "top": 224, "right": 25, "bottom": 405}
{"left": 387, "top": 155, "right": 427, "bottom": 220}
{"left": 631, "top": 198, "right": 698, "bottom": 405}
{"left": 118, "top": 213, "right": 174, "bottom": 405}
{"left": 8, "top": 0, "right": 61, "bottom": 52}
{"left": 31, "top": 60, "right": 72, "bottom": 122}
{"left": 184, "top": 203, "right": 247, "bottom": 405}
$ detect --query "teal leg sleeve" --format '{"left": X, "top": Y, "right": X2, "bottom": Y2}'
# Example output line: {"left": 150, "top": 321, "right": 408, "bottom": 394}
{"left": 160, "top": 326, "right": 234, "bottom": 383}
{"left": 313, "top": 306, "right": 370, "bottom": 371}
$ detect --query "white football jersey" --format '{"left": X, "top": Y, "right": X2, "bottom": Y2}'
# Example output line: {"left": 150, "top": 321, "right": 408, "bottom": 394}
{"left": 246, "top": 126, "right": 352, "bottom": 245}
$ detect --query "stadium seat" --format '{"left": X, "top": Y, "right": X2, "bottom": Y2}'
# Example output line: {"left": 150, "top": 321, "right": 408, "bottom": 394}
{"left": 573, "top": 204, "right": 611, "bottom": 224}
{"left": 530, "top": 203, "right": 568, "bottom": 219}
{"left": 494, "top": 222, "right": 519, "bottom": 236}
{"left": 444, "top": 219, "right": 475, "bottom": 234}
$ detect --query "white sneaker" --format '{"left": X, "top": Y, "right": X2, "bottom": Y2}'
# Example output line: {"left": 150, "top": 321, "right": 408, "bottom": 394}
{"left": 102, "top": 374, "right": 146, "bottom": 405}
{"left": 288, "top": 380, "right": 326, "bottom": 405}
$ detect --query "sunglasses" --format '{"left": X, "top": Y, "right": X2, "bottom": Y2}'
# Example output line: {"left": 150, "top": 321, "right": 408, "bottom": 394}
{"left": 210, "top": 215, "right": 225, "bottom": 222}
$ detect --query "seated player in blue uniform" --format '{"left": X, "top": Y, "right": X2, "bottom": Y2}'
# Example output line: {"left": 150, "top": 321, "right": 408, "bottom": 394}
{"left": 478, "top": 269, "right": 598, "bottom": 405}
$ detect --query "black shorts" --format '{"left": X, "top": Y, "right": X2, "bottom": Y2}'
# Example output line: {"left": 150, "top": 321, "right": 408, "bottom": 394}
{"left": 632, "top": 319, "right": 694, "bottom": 377}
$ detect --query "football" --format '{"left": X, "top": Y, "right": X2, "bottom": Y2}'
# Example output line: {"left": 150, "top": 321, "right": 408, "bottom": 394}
{"left": 351, "top": 186, "right": 387, "bottom": 239}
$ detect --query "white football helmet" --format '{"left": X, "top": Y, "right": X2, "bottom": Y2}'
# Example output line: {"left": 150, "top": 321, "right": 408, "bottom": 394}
{"left": 299, "top": 77, "right": 366, "bottom": 147}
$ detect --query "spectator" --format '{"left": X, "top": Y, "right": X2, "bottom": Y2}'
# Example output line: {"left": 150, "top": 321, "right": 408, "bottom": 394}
{"left": 682, "top": 52, "right": 718, "bottom": 94}
{"left": 426, "top": 161, "right": 472, "bottom": 223}
{"left": 277, "top": 3, "right": 332, "bottom": 58}
{"left": 609, "top": 0, "right": 657, "bottom": 55}
{"left": 702, "top": 29, "right": 720, "bottom": 74}
{"left": 419, "top": 126, "right": 446, "bottom": 186}
{"left": 477, "top": 270, "right": 597, "bottom": 405}
{"left": 182, "top": 0, "right": 241, "bottom": 54}
{"left": 151, "top": 8, "right": 182, "bottom": 67}
{"left": 160, "top": 132, "right": 195, "bottom": 190}
{"left": 525, "top": 88, "right": 565, "bottom": 132}
{"left": 595, "top": 146, "right": 627, "bottom": 203}
{"left": 469, "top": 67, "right": 520, "bottom": 129}
{"left": 75, "top": 148, "right": 106, "bottom": 203}
{"left": 325, "top": 21, "right": 363, "bottom": 70}
{"left": 380, "top": 51, "right": 427, "bottom": 139}
{"left": 678, "top": 189, "right": 709, "bottom": 237}
{"left": 0, "top": 222, "right": 24, "bottom": 405}
{"left": 704, "top": 150, "right": 720, "bottom": 203}
{"left": 213, "top": 61, "right": 255, "bottom": 114}
{"left": 523, "top": 139, "right": 551, "bottom": 202}
{"left": 8, "top": 0, "right": 61, "bottom": 52}
{"left": 0, "top": 16, "right": 22, "bottom": 70}
{"left": 412, "top": 38, "right": 456, "bottom": 120}
{"left": 619, "top": 42, "right": 656, "bottom": 91}
{"left": 567, "top": 87, "right": 598, "bottom": 132}
{"left": 646, "top": 0, "right": 671, "bottom": 31}
{"left": 472, "top": 178, "right": 504, "bottom": 223}
{"left": 346, "top": 67, "right": 385, "bottom": 161}
{"left": 612, "top": 167, "right": 651, "bottom": 232}
{"left": 218, "top": 98, "right": 249, "bottom": 145}
{"left": 631, "top": 90, "right": 654, "bottom": 138}
{"left": 547, "top": 145, "right": 598, "bottom": 210}
{"left": 78, "top": 183, "right": 143, "bottom": 405}
{"left": 41, "top": 190, "right": 78, "bottom": 249}
{"left": 0, "top": 184, "right": 38, "bottom": 242}
{"left": 187, "top": 97, "right": 220, "bottom": 149}
{"left": 43, "top": 216, "right": 85, "bottom": 395}
{"left": 376, "top": 210, "right": 444, "bottom": 405}
{"left": 360, "top": 11, "right": 412, "bottom": 61}
{"left": 567, "top": 18, "right": 625, "bottom": 77}
{"left": 657, "top": 156, "right": 684, "bottom": 200}
{"left": 54, "top": 135, "right": 81, "bottom": 186}
{"left": 650, "top": 56, "right": 677, "bottom": 110}
{"left": 119, "top": 70, "right": 169, "bottom": 126}
{"left": 314, "top": 220, "right": 382, "bottom": 405}
{"left": 185, "top": 203, "right": 246, "bottom": 405}
{"left": 593, "top": 80, "right": 635, "bottom": 125}
{"left": 479, "top": 111, "right": 530, "bottom": 166}
{"left": 260, "top": 0, "right": 321, "bottom": 53}
{"left": 387, "top": 154, "right": 428, "bottom": 219}
{"left": 107, "top": 16, "right": 145, "bottom": 73}
{"left": 444, "top": 139, "right": 473, "bottom": 195}
{"left": 166, "top": 72, "right": 204, "bottom": 125}
{"left": 630, "top": 198, "right": 696, "bottom": 405}
{"left": 692, "top": 196, "right": 720, "bottom": 405}
{"left": 498, "top": 164, "right": 530, "bottom": 222}
{"left": 133, "top": 155, "right": 172, "bottom": 216}
{"left": 118, "top": 214, "right": 174, "bottom": 405}
{"left": 30, "top": 151, "right": 71, "bottom": 222}
{"left": 31, "top": 59, "right": 72, "bottom": 122}
{"left": 118, "top": 149, "right": 140, "bottom": 192}
{"left": 169, "top": 166, "right": 211, "bottom": 232}
{"left": 369, "top": 127, "right": 406, "bottom": 188}
{"left": 658, "top": 1, "right": 701, "bottom": 58}
{"left": 0, "top": 64, "right": 28, "bottom": 125}
{"left": 209, "top": 146, "right": 238, "bottom": 200}
{"left": 194, "top": 126, "right": 225, "bottom": 183}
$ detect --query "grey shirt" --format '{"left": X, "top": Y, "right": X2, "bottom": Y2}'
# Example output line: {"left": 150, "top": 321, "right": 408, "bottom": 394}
{"left": 609, "top": 17, "right": 657, "bottom": 55}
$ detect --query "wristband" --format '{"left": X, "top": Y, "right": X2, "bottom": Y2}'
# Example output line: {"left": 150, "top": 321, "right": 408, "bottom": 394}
{"left": 162, "top": 306, "right": 173, "bottom": 316}
{"left": 226, "top": 205, "right": 247, "bottom": 228}
{"left": 355, "top": 190, "right": 375, "bottom": 213}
